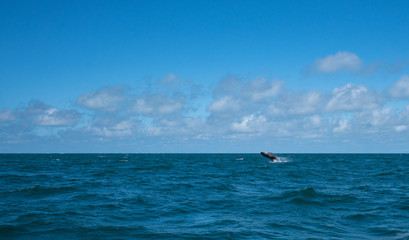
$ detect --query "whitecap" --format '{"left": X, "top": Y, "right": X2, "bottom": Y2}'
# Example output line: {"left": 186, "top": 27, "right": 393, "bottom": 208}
{"left": 270, "top": 157, "right": 289, "bottom": 163}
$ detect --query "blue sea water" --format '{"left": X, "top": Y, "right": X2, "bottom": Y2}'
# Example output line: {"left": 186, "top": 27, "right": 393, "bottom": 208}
{"left": 1, "top": 154, "right": 409, "bottom": 239}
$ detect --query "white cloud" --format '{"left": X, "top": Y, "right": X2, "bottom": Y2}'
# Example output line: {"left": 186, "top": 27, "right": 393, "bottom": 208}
{"left": 266, "top": 104, "right": 283, "bottom": 116}
{"left": 394, "top": 125, "right": 407, "bottom": 132}
{"left": 24, "top": 101, "right": 80, "bottom": 127}
{"left": 146, "top": 126, "right": 162, "bottom": 136}
{"left": 276, "top": 91, "right": 323, "bottom": 115}
{"left": 87, "top": 119, "right": 138, "bottom": 138}
{"left": 388, "top": 75, "right": 409, "bottom": 99}
{"left": 0, "top": 101, "right": 80, "bottom": 145}
{"left": 299, "top": 115, "right": 328, "bottom": 139}
{"left": 313, "top": 51, "right": 363, "bottom": 73}
{"left": 212, "top": 76, "right": 243, "bottom": 98}
{"left": 207, "top": 96, "right": 241, "bottom": 113}
{"left": 208, "top": 77, "right": 284, "bottom": 122}
{"left": 0, "top": 110, "right": 15, "bottom": 122}
{"left": 307, "top": 115, "right": 323, "bottom": 128}
{"left": 77, "top": 86, "right": 125, "bottom": 112}
{"left": 333, "top": 119, "right": 349, "bottom": 133}
{"left": 145, "top": 117, "right": 207, "bottom": 138}
{"left": 132, "top": 94, "right": 184, "bottom": 116}
{"left": 35, "top": 107, "right": 80, "bottom": 126}
{"left": 157, "top": 73, "right": 181, "bottom": 88}
{"left": 213, "top": 76, "right": 283, "bottom": 101}
{"left": 398, "top": 105, "right": 409, "bottom": 121}
{"left": 231, "top": 114, "right": 267, "bottom": 133}
{"left": 362, "top": 107, "right": 391, "bottom": 127}
{"left": 326, "top": 84, "right": 381, "bottom": 111}
{"left": 241, "top": 78, "right": 282, "bottom": 102}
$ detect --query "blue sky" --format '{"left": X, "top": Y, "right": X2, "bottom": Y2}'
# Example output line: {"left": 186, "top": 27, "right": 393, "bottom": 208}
{"left": 1, "top": 0, "right": 409, "bottom": 153}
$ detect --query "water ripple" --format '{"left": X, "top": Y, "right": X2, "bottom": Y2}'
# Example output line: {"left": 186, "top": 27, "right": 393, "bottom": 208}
{"left": 1, "top": 153, "right": 409, "bottom": 239}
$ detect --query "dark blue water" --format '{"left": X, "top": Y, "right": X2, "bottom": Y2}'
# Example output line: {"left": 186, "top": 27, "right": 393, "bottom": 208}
{"left": 1, "top": 154, "right": 409, "bottom": 239}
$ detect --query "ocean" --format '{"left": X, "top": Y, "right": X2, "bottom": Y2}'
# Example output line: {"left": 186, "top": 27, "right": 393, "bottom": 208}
{"left": 1, "top": 154, "right": 409, "bottom": 239}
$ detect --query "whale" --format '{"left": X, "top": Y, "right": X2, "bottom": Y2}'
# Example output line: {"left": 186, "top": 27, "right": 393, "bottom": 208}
{"left": 260, "top": 152, "right": 278, "bottom": 161}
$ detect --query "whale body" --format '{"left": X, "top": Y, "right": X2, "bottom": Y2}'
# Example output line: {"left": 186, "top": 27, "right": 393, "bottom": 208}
{"left": 260, "top": 152, "right": 278, "bottom": 161}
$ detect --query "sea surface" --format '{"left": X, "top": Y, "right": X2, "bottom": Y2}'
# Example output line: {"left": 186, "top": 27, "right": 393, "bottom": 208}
{"left": 1, "top": 154, "right": 409, "bottom": 239}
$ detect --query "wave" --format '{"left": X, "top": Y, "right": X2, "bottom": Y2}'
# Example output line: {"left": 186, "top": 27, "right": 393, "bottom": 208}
{"left": 208, "top": 182, "right": 237, "bottom": 192}
{"left": 285, "top": 187, "right": 322, "bottom": 205}
{"left": 9, "top": 185, "right": 76, "bottom": 198}
{"left": 345, "top": 213, "right": 380, "bottom": 221}
{"left": 369, "top": 226, "right": 407, "bottom": 237}
{"left": 121, "top": 195, "right": 152, "bottom": 206}
{"left": 262, "top": 187, "right": 357, "bottom": 206}
{"left": 3, "top": 225, "right": 151, "bottom": 239}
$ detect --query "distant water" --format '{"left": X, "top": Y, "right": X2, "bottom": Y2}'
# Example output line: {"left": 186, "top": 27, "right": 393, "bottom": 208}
{"left": 1, "top": 154, "right": 409, "bottom": 239}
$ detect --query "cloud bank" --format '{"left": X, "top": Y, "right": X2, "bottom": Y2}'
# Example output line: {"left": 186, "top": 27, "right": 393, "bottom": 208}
{"left": 1, "top": 71, "right": 409, "bottom": 152}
